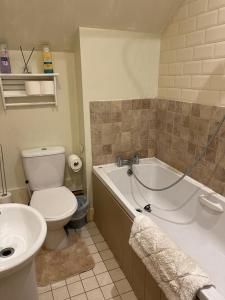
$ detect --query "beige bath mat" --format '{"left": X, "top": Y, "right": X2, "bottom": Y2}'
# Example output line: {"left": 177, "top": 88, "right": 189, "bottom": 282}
{"left": 35, "top": 231, "right": 95, "bottom": 286}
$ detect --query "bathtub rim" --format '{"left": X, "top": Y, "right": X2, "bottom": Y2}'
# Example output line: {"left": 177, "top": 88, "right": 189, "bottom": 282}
{"left": 93, "top": 157, "right": 224, "bottom": 220}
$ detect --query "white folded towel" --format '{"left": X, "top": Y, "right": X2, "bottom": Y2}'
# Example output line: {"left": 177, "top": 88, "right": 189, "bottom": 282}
{"left": 129, "top": 215, "right": 213, "bottom": 300}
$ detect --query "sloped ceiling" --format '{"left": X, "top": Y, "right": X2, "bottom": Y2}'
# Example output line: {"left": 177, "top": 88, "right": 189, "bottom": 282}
{"left": 0, "top": 0, "right": 182, "bottom": 51}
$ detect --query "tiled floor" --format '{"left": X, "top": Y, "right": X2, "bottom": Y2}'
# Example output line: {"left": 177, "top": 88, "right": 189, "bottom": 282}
{"left": 38, "top": 222, "right": 138, "bottom": 300}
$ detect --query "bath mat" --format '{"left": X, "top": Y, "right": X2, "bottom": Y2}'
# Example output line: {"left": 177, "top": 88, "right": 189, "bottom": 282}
{"left": 35, "top": 231, "right": 95, "bottom": 286}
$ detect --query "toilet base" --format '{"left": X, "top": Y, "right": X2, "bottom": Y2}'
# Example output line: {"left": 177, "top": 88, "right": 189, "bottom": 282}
{"left": 44, "top": 228, "right": 69, "bottom": 250}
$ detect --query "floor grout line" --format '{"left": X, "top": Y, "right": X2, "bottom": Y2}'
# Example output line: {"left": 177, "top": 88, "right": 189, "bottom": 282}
{"left": 38, "top": 222, "right": 136, "bottom": 300}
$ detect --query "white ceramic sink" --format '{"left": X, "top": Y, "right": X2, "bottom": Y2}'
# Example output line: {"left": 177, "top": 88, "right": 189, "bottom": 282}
{"left": 0, "top": 203, "right": 47, "bottom": 300}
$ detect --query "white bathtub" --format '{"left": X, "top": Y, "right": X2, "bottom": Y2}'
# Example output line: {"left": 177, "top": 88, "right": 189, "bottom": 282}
{"left": 93, "top": 157, "right": 225, "bottom": 300}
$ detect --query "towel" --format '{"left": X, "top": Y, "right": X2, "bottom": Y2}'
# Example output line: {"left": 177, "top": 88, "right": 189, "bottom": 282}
{"left": 129, "top": 215, "right": 213, "bottom": 300}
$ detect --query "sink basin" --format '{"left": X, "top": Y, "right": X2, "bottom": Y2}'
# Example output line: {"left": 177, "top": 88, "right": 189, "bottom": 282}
{"left": 0, "top": 203, "right": 47, "bottom": 300}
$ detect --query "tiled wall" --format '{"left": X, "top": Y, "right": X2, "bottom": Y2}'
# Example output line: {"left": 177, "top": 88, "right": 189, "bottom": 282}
{"left": 158, "top": 0, "right": 225, "bottom": 106}
{"left": 90, "top": 99, "right": 156, "bottom": 165}
{"left": 90, "top": 98, "right": 225, "bottom": 196}
{"left": 157, "top": 99, "right": 225, "bottom": 195}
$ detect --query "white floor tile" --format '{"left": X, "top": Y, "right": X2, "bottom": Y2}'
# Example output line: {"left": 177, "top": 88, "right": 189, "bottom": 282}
{"left": 80, "top": 230, "right": 91, "bottom": 238}
{"left": 88, "top": 227, "right": 100, "bottom": 236}
{"left": 38, "top": 285, "right": 51, "bottom": 294}
{"left": 101, "top": 283, "right": 118, "bottom": 299}
{"left": 100, "top": 249, "right": 114, "bottom": 261}
{"left": 70, "top": 293, "right": 88, "bottom": 300}
{"left": 87, "top": 244, "right": 98, "bottom": 254}
{"left": 109, "top": 268, "right": 125, "bottom": 282}
{"left": 67, "top": 281, "right": 84, "bottom": 297}
{"left": 51, "top": 280, "right": 66, "bottom": 290}
{"left": 115, "top": 279, "right": 132, "bottom": 295}
{"left": 85, "top": 222, "right": 97, "bottom": 230}
{"left": 66, "top": 274, "right": 80, "bottom": 285}
{"left": 82, "top": 276, "right": 99, "bottom": 292}
{"left": 96, "top": 272, "right": 113, "bottom": 287}
{"left": 38, "top": 291, "right": 53, "bottom": 300}
{"left": 104, "top": 259, "right": 119, "bottom": 271}
{"left": 96, "top": 241, "right": 109, "bottom": 251}
{"left": 86, "top": 288, "right": 104, "bottom": 300}
{"left": 92, "top": 252, "right": 103, "bottom": 263}
{"left": 52, "top": 286, "right": 69, "bottom": 300}
{"left": 93, "top": 261, "right": 107, "bottom": 275}
{"left": 80, "top": 270, "right": 94, "bottom": 280}
{"left": 83, "top": 237, "right": 94, "bottom": 246}
{"left": 92, "top": 234, "right": 104, "bottom": 244}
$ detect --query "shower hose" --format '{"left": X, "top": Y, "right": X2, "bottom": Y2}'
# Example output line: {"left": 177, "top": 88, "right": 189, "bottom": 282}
{"left": 131, "top": 114, "right": 225, "bottom": 192}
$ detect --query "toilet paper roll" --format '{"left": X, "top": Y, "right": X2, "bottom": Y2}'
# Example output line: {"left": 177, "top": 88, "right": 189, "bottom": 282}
{"left": 40, "top": 81, "right": 54, "bottom": 95}
{"left": 0, "top": 192, "right": 12, "bottom": 204}
{"left": 25, "top": 81, "right": 41, "bottom": 96}
{"left": 68, "top": 154, "right": 82, "bottom": 173}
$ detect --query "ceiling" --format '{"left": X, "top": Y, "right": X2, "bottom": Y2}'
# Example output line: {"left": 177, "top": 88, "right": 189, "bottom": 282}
{"left": 0, "top": 0, "right": 182, "bottom": 52}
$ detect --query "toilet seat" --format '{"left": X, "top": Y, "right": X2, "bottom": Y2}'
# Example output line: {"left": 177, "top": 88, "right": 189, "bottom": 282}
{"left": 31, "top": 186, "right": 77, "bottom": 221}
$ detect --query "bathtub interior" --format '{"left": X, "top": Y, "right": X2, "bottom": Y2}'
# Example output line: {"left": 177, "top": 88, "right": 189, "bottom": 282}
{"left": 93, "top": 158, "right": 225, "bottom": 299}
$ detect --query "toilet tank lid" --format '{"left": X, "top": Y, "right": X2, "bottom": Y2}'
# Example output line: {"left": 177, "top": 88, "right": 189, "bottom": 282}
{"left": 21, "top": 146, "right": 65, "bottom": 158}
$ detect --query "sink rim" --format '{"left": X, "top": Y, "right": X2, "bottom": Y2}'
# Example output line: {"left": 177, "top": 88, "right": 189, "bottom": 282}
{"left": 0, "top": 203, "right": 47, "bottom": 277}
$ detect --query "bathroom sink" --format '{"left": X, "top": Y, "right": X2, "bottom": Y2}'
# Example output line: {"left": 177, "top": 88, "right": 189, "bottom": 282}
{"left": 0, "top": 203, "right": 47, "bottom": 278}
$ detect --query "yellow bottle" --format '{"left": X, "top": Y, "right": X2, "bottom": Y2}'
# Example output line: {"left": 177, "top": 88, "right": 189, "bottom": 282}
{"left": 42, "top": 44, "right": 54, "bottom": 73}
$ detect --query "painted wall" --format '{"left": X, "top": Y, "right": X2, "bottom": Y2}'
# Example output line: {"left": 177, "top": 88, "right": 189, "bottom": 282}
{"left": 159, "top": 0, "right": 225, "bottom": 106}
{"left": 76, "top": 27, "right": 160, "bottom": 205}
{"left": 0, "top": 51, "right": 82, "bottom": 203}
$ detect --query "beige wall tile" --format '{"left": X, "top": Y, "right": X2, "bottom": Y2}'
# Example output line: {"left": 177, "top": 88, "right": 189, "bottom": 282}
{"left": 189, "top": 0, "right": 208, "bottom": 16}
{"left": 193, "top": 44, "right": 214, "bottom": 59}
{"left": 175, "top": 76, "right": 192, "bottom": 88}
{"left": 191, "top": 75, "right": 210, "bottom": 89}
{"left": 218, "top": 7, "right": 225, "bottom": 23}
{"left": 176, "top": 48, "right": 193, "bottom": 61}
{"left": 183, "top": 61, "right": 202, "bottom": 74}
{"left": 215, "top": 41, "right": 225, "bottom": 57}
{"left": 168, "top": 63, "right": 183, "bottom": 75}
{"left": 197, "top": 10, "right": 218, "bottom": 29}
{"left": 186, "top": 31, "right": 205, "bottom": 46}
{"left": 179, "top": 17, "right": 197, "bottom": 34}
{"left": 159, "top": 0, "right": 225, "bottom": 106}
{"left": 205, "top": 24, "right": 225, "bottom": 43}
{"left": 208, "top": 0, "right": 225, "bottom": 10}
{"left": 202, "top": 58, "right": 225, "bottom": 74}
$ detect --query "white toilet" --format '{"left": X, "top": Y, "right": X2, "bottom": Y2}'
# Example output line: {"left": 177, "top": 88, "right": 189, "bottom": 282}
{"left": 21, "top": 146, "right": 78, "bottom": 250}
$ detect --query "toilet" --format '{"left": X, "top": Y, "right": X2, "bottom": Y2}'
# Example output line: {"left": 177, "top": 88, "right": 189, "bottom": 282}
{"left": 21, "top": 146, "right": 78, "bottom": 250}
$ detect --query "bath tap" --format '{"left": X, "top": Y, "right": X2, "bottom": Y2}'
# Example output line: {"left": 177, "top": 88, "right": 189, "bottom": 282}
{"left": 116, "top": 154, "right": 139, "bottom": 167}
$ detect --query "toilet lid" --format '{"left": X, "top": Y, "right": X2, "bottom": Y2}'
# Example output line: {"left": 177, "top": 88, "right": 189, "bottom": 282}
{"left": 31, "top": 186, "right": 78, "bottom": 220}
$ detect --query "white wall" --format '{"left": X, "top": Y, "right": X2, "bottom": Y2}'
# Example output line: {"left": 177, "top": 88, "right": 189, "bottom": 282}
{"left": 0, "top": 51, "right": 82, "bottom": 203}
{"left": 76, "top": 27, "right": 161, "bottom": 206}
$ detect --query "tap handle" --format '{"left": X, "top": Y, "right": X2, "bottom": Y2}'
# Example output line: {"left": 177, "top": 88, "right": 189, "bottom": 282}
{"left": 133, "top": 153, "right": 139, "bottom": 164}
{"left": 116, "top": 155, "right": 123, "bottom": 167}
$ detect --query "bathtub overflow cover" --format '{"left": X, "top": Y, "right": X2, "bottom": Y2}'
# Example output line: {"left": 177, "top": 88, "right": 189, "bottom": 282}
{"left": 0, "top": 247, "right": 15, "bottom": 258}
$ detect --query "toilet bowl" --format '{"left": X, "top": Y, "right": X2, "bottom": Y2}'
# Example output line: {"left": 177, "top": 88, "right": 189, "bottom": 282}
{"left": 31, "top": 186, "right": 77, "bottom": 250}
{"left": 21, "top": 146, "right": 78, "bottom": 250}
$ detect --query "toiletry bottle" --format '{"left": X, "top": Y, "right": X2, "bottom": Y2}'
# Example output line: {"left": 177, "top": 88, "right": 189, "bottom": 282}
{"left": 42, "top": 44, "right": 54, "bottom": 73}
{"left": 0, "top": 44, "right": 11, "bottom": 73}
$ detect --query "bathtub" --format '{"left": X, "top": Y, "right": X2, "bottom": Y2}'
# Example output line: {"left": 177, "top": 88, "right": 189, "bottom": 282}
{"left": 93, "top": 157, "right": 225, "bottom": 300}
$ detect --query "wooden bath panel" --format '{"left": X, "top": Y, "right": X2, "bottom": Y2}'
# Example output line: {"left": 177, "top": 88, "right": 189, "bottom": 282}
{"left": 93, "top": 174, "right": 167, "bottom": 300}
